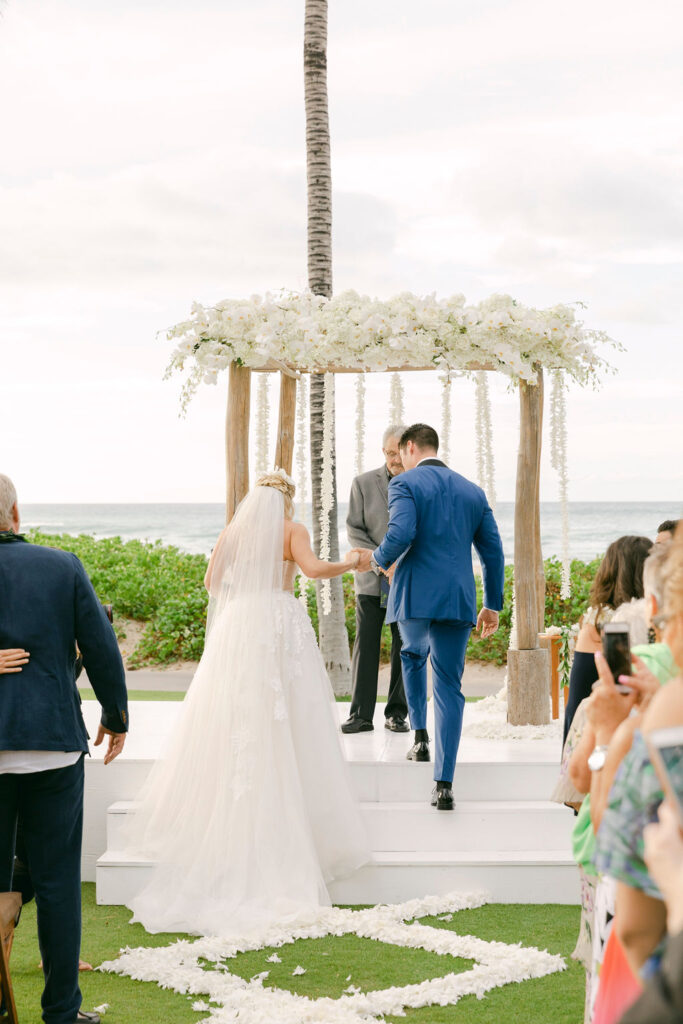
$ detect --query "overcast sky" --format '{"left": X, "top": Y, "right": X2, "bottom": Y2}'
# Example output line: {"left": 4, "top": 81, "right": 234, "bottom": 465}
{"left": 1, "top": 0, "right": 682, "bottom": 504}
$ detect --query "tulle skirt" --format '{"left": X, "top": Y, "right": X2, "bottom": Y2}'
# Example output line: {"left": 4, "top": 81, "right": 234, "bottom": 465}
{"left": 124, "top": 592, "right": 369, "bottom": 937}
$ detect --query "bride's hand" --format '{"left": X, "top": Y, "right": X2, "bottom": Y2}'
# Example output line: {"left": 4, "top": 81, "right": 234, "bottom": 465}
{"left": 344, "top": 549, "right": 361, "bottom": 568}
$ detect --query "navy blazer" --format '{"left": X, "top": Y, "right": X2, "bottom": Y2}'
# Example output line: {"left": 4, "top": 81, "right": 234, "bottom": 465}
{"left": 373, "top": 460, "right": 505, "bottom": 625}
{"left": 0, "top": 534, "right": 128, "bottom": 752}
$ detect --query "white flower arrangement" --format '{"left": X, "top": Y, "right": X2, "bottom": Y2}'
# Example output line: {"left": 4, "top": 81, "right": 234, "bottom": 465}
{"left": 295, "top": 375, "right": 310, "bottom": 613}
{"left": 164, "top": 290, "right": 616, "bottom": 411}
{"left": 550, "top": 370, "right": 571, "bottom": 599}
{"left": 100, "top": 890, "right": 565, "bottom": 1024}
{"left": 440, "top": 373, "right": 452, "bottom": 465}
{"left": 255, "top": 373, "right": 270, "bottom": 477}
{"left": 474, "top": 371, "right": 496, "bottom": 510}
{"left": 319, "top": 373, "right": 334, "bottom": 616}
{"left": 389, "top": 371, "right": 405, "bottom": 423}
{"left": 354, "top": 374, "right": 366, "bottom": 478}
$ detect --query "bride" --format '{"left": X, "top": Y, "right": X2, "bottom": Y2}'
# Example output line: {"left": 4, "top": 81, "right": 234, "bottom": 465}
{"left": 124, "top": 469, "right": 370, "bottom": 937}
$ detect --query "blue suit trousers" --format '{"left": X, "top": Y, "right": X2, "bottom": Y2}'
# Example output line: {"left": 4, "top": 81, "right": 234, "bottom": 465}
{"left": 398, "top": 618, "right": 471, "bottom": 783}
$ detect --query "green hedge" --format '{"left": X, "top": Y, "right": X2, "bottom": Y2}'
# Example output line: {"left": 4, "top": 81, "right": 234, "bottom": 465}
{"left": 28, "top": 531, "right": 600, "bottom": 668}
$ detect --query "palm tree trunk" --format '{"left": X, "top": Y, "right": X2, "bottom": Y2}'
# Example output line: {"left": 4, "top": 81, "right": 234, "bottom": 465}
{"left": 304, "top": 0, "right": 351, "bottom": 692}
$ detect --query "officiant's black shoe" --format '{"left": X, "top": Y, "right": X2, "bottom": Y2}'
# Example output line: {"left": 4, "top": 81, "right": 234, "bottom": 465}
{"left": 384, "top": 716, "right": 409, "bottom": 733}
{"left": 73, "top": 1011, "right": 101, "bottom": 1024}
{"left": 341, "top": 717, "right": 374, "bottom": 734}
{"left": 431, "top": 783, "right": 454, "bottom": 811}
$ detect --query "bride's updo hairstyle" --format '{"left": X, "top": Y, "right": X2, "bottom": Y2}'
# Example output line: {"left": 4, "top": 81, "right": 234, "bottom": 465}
{"left": 256, "top": 468, "right": 296, "bottom": 520}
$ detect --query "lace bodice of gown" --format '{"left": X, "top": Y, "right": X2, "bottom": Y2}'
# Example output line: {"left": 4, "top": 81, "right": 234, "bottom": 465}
{"left": 282, "top": 560, "right": 298, "bottom": 593}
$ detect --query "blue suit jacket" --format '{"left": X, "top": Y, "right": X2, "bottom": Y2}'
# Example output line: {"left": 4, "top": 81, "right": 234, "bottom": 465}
{"left": 373, "top": 460, "right": 505, "bottom": 625}
{"left": 0, "top": 534, "right": 128, "bottom": 752}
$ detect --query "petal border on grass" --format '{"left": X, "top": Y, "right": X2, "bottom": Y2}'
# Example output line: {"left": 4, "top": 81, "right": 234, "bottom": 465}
{"left": 99, "top": 891, "right": 566, "bottom": 1024}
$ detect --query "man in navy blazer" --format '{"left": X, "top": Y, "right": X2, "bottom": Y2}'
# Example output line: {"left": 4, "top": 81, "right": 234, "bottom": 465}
{"left": 356, "top": 425, "right": 504, "bottom": 810}
{"left": 0, "top": 474, "right": 128, "bottom": 1024}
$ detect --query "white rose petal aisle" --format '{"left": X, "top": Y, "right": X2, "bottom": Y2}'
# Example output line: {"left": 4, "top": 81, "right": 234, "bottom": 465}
{"left": 99, "top": 891, "right": 566, "bottom": 1024}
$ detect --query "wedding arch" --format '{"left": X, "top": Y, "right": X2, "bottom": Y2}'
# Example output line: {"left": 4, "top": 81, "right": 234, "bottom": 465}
{"left": 165, "top": 288, "right": 615, "bottom": 726}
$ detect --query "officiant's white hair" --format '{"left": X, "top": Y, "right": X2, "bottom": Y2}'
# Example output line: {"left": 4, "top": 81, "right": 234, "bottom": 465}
{"left": 0, "top": 474, "right": 17, "bottom": 528}
{"left": 383, "top": 424, "right": 407, "bottom": 447}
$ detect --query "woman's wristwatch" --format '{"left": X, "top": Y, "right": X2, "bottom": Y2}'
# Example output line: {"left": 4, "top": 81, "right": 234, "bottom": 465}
{"left": 587, "top": 745, "right": 609, "bottom": 772}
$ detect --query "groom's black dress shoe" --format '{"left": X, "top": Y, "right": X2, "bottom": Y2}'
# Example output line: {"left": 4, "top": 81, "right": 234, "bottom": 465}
{"left": 384, "top": 716, "right": 409, "bottom": 733}
{"left": 431, "top": 784, "right": 454, "bottom": 811}
{"left": 73, "top": 1012, "right": 101, "bottom": 1024}
{"left": 341, "top": 717, "right": 374, "bottom": 734}
{"left": 406, "top": 729, "right": 430, "bottom": 762}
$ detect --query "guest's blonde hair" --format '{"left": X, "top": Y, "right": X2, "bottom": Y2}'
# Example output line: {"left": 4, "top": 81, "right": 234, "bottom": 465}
{"left": 256, "top": 469, "right": 296, "bottom": 520}
{"left": 0, "top": 474, "right": 17, "bottom": 529}
{"left": 660, "top": 525, "right": 683, "bottom": 620}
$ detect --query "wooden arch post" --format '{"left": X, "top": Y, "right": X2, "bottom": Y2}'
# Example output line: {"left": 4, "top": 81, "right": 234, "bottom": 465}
{"left": 274, "top": 371, "right": 298, "bottom": 475}
{"left": 507, "top": 368, "right": 550, "bottom": 725}
{"left": 225, "top": 362, "right": 252, "bottom": 523}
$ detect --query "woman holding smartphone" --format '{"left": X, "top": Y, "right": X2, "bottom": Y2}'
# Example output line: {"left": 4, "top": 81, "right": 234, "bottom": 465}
{"left": 563, "top": 535, "right": 652, "bottom": 742}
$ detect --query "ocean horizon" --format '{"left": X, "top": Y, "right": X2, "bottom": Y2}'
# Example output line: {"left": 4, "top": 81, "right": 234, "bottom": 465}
{"left": 19, "top": 501, "right": 681, "bottom": 563}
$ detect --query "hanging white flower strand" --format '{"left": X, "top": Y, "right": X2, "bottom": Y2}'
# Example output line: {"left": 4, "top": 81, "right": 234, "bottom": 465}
{"left": 474, "top": 371, "right": 496, "bottom": 510}
{"left": 255, "top": 373, "right": 270, "bottom": 476}
{"left": 550, "top": 370, "right": 571, "bottom": 599}
{"left": 354, "top": 374, "right": 366, "bottom": 477}
{"left": 319, "top": 373, "right": 334, "bottom": 616}
{"left": 389, "top": 372, "right": 405, "bottom": 422}
{"left": 440, "top": 373, "right": 452, "bottom": 465}
{"left": 295, "top": 374, "right": 309, "bottom": 612}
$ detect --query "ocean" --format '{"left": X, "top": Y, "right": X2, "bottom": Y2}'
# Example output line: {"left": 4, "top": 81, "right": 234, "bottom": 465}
{"left": 20, "top": 502, "right": 681, "bottom": 562}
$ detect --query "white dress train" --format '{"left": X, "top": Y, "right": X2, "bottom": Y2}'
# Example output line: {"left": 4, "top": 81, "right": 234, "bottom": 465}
{"left": 124, "top": 498, "right": 369, "bottom": 938}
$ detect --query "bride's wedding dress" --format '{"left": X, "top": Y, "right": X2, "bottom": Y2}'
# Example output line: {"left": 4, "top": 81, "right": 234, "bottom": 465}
{"left": 124, "top": 485, "right": 369, "bottom": 937}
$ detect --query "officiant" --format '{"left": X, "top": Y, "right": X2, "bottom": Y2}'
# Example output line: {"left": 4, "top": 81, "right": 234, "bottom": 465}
{"left": 341, "top": 427, "right": 409, "bottom": 734}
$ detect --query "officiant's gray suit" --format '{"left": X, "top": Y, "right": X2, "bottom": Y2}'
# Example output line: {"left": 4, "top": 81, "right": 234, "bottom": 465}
{"left": 345, "top": 467, "right": 407, "bottom": 725}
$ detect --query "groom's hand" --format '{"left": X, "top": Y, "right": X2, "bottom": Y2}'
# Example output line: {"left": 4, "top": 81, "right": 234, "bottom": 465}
{"left": 355, "top": 549, "right": 374, "bottom": 573}
{"left": 476, "top": 608, "right": 499, "bottom": 639}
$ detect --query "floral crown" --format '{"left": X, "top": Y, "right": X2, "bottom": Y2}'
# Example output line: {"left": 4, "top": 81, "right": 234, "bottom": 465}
{"left": 256, "top": 467, "right": 296, "bottom": 498}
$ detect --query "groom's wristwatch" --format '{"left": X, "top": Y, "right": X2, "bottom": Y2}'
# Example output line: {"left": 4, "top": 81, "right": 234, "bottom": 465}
{"left": 369, "top": 555, "right": 382, "bottom": 576}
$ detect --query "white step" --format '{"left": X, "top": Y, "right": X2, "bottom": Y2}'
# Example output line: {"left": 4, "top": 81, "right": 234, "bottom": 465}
{"left": 105, "top": 799, "right": 574, "bottom": 855}
{"left": 96, "top": 848, "right": 579, "bottom": 907}
{"left": 349, "top": 760, "right": 561, "bottom": 803}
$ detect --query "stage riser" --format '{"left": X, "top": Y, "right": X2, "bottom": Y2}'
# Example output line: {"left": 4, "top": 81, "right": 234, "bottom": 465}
{"left": 82, "top": 758, "right": 562, "bottom": 883}
{"left": 105, "top": 801, "right": 574, "bottom": 856}
{"left": 96, "top": 856, "right": 579, "bottom": 907}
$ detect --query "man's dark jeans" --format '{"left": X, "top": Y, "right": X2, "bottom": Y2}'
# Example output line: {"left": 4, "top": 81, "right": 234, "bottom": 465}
{"left": 0, "top": 756, "right": 84, "bottom": 1024}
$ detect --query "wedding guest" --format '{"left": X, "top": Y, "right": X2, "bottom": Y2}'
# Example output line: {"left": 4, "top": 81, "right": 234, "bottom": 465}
{"left": 564, "top": 535, "right": 652, "bottom": 741}
{"left": 656, "top": 520, "right": 680, "bottom": 544}
{"left": 342, "top": 425, "right": 409, "bottom": 734}
{"left": 0, "top": 473, "right": 128, "bottom": 1024}
{"left": 569, "top": 532, "right": 683, "bottom": 1021}
{"left": 562, "top": 541, "right": 676, "bottom": 1021}
{"left": 619, "top": 802, "right": 683, "bottom": 1023}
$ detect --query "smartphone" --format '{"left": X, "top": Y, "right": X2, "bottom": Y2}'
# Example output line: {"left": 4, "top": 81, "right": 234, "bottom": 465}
{"left": 645, "top": 727, "right": 683, "bottom": 830}
{"left": 602, "top": 622, "right": 633, "bottom": 693}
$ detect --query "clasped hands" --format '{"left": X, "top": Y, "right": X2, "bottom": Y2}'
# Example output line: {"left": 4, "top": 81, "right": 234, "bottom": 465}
{"left": 345, "top": 548, "right": 396, "bottom": 582}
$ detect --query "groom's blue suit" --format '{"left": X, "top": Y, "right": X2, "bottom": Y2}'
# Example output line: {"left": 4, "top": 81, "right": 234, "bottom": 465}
{"left": 373, "top": 459, "right": 504, "bottom": 782}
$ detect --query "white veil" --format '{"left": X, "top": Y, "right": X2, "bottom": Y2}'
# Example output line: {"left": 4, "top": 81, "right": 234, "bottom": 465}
{"left": 204, "top": 484, "right": 284, "bottom": 639}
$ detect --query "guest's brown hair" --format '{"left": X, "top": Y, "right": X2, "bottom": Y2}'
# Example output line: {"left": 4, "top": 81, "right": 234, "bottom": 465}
{"left": 589, "top": 535, "right": 652, "bottom": 625}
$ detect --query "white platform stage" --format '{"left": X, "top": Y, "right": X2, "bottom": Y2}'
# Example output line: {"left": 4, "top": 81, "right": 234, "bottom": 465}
{"left": 81, "top": 701, "right": 579, "bottom": 907}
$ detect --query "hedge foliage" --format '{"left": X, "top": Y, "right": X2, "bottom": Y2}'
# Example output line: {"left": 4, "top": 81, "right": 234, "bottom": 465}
{"left": 29, "top": 531, "right": 600, "bottom": 668}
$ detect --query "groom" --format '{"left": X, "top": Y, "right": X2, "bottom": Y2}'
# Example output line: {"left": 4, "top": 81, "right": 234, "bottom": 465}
{"left": 356, "top": 424, "right": 504, "bottom": 810}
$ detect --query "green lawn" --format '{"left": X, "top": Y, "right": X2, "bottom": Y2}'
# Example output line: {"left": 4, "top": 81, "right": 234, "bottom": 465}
{"left": 79, "top": 688, "right": 185, "bottom": 702}
{"left": 10, "top": 886, "right": 584, "bottom": 1024}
